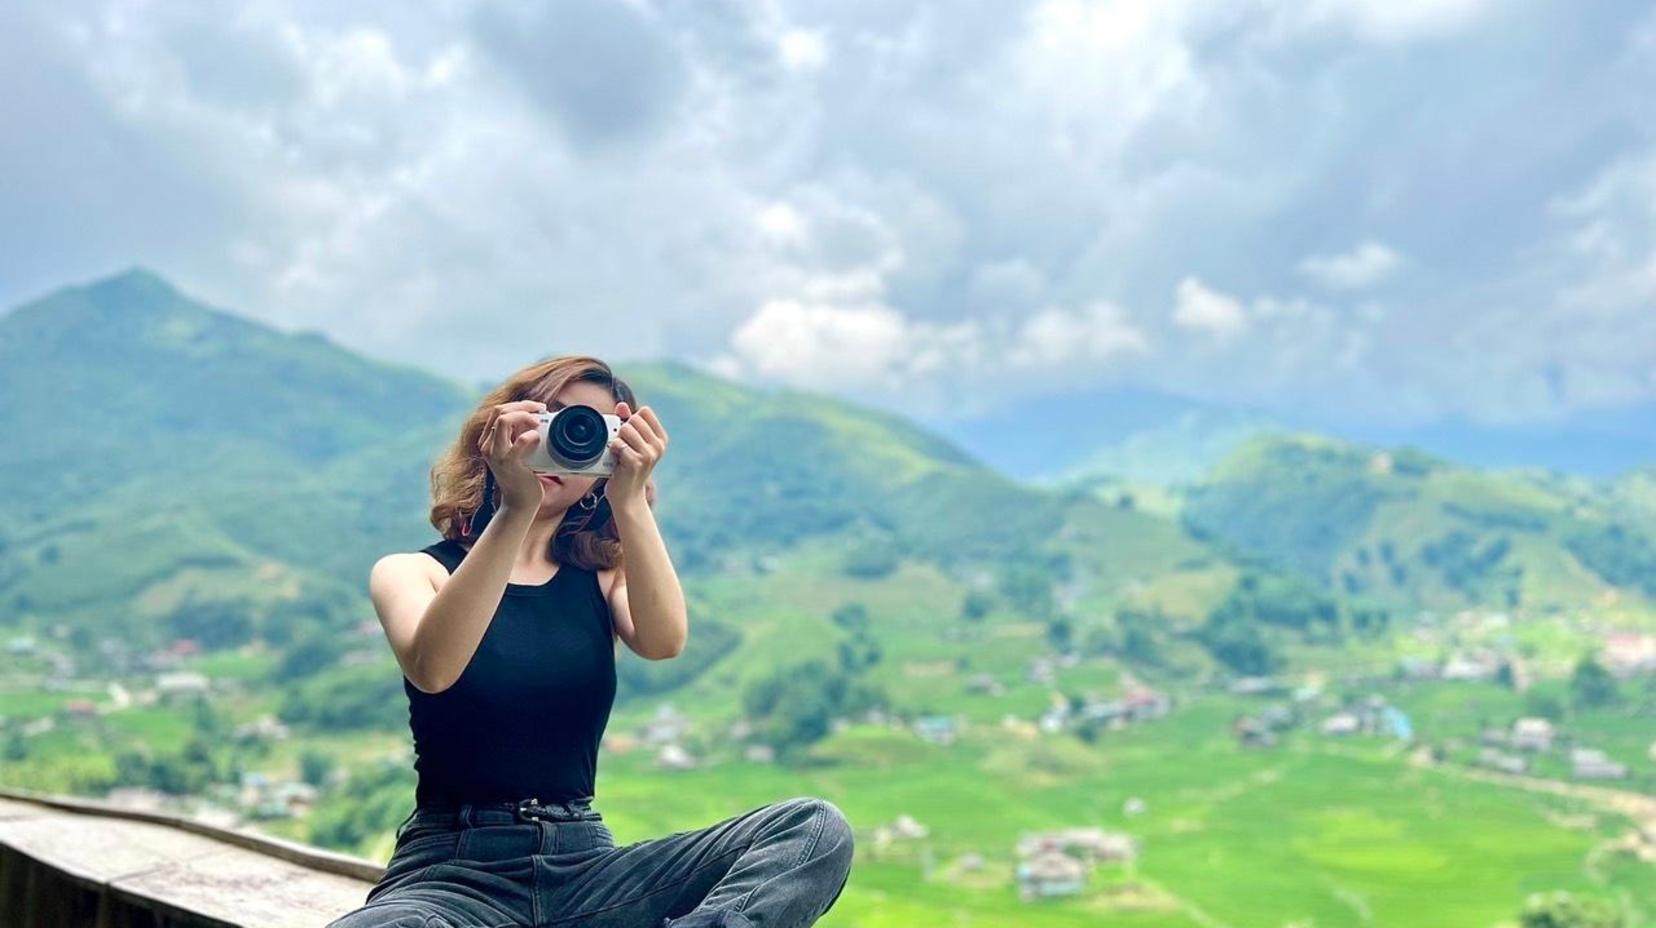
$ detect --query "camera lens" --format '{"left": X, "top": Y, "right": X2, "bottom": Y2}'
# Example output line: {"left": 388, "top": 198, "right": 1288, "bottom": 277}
{"left": 548, "top": 404, "right": 608, "bottom": 466}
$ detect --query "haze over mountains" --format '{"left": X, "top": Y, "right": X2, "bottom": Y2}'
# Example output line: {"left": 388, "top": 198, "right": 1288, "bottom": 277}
{"left": 935, "top": 384, "right": 1656, "bottom": 487}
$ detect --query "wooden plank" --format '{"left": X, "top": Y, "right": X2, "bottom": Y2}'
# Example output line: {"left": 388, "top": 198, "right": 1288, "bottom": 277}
{"left": 0, "top": 814, "right": 216, "bottom": 886}
{"left": 0, "top": 787, "right": 385, "bottom": 881}
{"left": 111, "top": 849, "right": 371, "bottom": 928}
{"left": 0, "top": 788, "right": 382, "bottom": 927}
{"left": 0, "top": 797, "right": 47, "bottom": 821}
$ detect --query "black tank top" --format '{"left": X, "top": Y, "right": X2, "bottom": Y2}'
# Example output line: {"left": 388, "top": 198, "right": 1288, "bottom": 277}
{"left": 406, "top": 537, "right": 617, "bottom": 806}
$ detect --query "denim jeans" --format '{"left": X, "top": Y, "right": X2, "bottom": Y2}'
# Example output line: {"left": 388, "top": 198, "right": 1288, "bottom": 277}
{"left": 325, "top": 795, "right": 854, "bottom": 928}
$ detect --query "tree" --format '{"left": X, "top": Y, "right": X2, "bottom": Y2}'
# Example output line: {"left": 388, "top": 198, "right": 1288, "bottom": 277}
{"left": 166, "top": 597, "right": 255, "bottom": 651}
{"left": 1519, "top": 890, "right": 1624, "bottom": 928}
{"left": 830, "top": 603, "right": 869, "bottom": 632}
{"left": 836, "top": 635, "right": 882, "bottom": 675}
{"left": 1200, "top": 613, "right": 1280, "bottom": 676}
{"left": 279, "top": 670, "right": 404, "bottom": 732}
{"left": 1209, "top": 572, "right": 1338, "bottom": 632}
{"left": 299, "top": 749, "right": 336, "bottom": 788}
{"left": 959, "top": 590, "right": 993, "bottom": 623}
{"left": 742, "top": 659, "right": 886, "bottom": 761}
{"left": 1569, "top": 657, "right": 1620, "bottom": 710}
{"left": 189, "top": 693, "right": 230, "bottom": 740}
{"left": 275, "top": 631, "right": 338, "bottom": 682}
{"left": 840, "top": 538, "right": 899, "bottom": 579}
{"left": 1523, "top": 689, "right": 1566, "bottom": 722}
{"left": 1046, "top": 617, "right": 1073, "bottom": 654}
{"left": 1113, "top": 608, "right": 1167, "bottom": 667}
{"left": 997, "top": 563, "right": 1054, "bottom": 620}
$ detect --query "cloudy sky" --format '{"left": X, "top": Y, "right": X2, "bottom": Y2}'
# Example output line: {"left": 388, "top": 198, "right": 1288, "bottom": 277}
{"left": 3, "top": 0, "right": 1654, "bottom": 429}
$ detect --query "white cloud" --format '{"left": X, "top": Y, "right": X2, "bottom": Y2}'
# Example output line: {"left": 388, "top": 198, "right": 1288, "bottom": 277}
{"left": 1010, "top": 0, "right": 1209, "bottom": 166}
{"left": 1008, "top": 301, "right": 1151, "bottom": 369}
{"left": 1172, "top": 277, "right": 1247, "bottom": 338}
{"left": 718, "top": 298, "right": 915, "bottom": 390}
{"left": 778, "top": 28, "right": 828, "bottom": 71}
{"left": 756, "top": 201, "right": 809, "bottom": 248}
{"left": 713, "top": 297, "right": 1147, "bottom": 395}
{"left": 1298, "top": 241, "right": 1402, "bottom": 289}
{"left": 1289, "top": 0, "right": 1496, "bottom": 44}
{"left": 1, "top": 0, "right": 1652, "bottom": 429}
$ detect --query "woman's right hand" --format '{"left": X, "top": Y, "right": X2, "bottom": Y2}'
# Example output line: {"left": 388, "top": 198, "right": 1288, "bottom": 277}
{"left": 478, "top": 400, "right": 548, "bottom": 513}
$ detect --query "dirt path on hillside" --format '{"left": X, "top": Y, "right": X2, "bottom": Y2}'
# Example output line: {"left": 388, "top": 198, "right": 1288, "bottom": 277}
{"left": 1412, "top": 753, "right": 1656, "bottom": 862}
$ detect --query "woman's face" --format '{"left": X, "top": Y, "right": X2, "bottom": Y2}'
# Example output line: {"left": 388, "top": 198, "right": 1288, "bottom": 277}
{"left": 528, "top": 381, "right": 617, "bottom": 513}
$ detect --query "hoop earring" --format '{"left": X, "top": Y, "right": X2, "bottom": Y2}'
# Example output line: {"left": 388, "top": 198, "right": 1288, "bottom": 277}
{"left": 579, "top": 491, "right": 600, "bottom": 510}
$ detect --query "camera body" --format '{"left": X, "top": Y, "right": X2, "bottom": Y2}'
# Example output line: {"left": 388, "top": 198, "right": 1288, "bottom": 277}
{"left": 524, "top": 404, "right": 622, "bottom": 477}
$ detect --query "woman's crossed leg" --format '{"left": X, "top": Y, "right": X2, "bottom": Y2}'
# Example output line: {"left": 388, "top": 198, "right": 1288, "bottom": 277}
{"left": 541, "top": 795, "right": 854, "bottom": 928}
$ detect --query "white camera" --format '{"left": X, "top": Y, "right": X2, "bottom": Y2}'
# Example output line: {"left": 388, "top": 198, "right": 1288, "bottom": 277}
{"left": 524, "top": 404, "right": 622, "bottom": 477}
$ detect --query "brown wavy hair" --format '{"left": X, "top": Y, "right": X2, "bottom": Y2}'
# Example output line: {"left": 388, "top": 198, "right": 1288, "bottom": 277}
{"left": 428, "top": 355, "right": 640, "bottom": 571}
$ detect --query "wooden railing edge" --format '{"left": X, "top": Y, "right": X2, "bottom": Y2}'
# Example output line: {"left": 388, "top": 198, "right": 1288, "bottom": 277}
{"left": 0, "top": 786, "right": 386, "bottom": 884}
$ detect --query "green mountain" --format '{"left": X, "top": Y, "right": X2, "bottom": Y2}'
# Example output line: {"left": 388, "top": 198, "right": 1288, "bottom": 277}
{"left": 1182, "top": 433, "right": 1656, "bottom": 619}
{"left": 0, "top": 269, "right": 477, "bottom": 648}
{"left": 0, "top": 270, "right": 1223, "bottom": 671}
{"left": 619, "top": 360, "right": 1081, "bottom": 571}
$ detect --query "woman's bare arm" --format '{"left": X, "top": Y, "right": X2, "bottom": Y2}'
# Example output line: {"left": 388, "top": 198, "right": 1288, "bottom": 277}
{"left": 608, "top": 497, "right": 686, "bottom": 659}
{"left": 370, "top": 504, "right": 535, "bottom": 693}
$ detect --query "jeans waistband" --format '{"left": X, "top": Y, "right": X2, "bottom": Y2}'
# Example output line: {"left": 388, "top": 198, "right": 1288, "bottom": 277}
{"left": 407, "top": 795, "right": 603, "bottom": 829}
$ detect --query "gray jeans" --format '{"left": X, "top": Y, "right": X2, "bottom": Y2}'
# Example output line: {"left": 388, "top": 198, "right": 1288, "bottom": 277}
{"left": 325, "top": 795, "right": 854, "bottom": 928}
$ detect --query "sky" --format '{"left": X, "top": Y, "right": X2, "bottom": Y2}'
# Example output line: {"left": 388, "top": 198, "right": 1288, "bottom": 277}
{"left": 3, "top": 0, "right": 1654, "bottom": 430}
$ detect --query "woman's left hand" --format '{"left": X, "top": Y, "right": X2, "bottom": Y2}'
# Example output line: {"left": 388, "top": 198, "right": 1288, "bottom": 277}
{"left": 605, "top": 401, "right": 666, "bottom": 510}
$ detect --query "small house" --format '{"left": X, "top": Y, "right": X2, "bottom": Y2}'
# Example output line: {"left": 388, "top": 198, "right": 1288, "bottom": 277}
{"left": 156, "top": 672, "right": 209, "bottom": 695}
{"left": 1016, "top": 850, "right": 1086, "bottom": 901}
{"left": 913, "top": 715, "right": 959, "bottom": 745}
{"left": 1477, "top": 747, "right": 1528, "bottom": 775}
{"left": 1320, "top": 712, "right": 1361, "bottom": 736}
{"left": 1570, "top": 747, "right": 1627, "bottom": 780}
{"left": 1510, "top": 717, "right": 1554, "bottom": 752}
{"left": 656, "top": 743, "right": 698, "bottom": 770}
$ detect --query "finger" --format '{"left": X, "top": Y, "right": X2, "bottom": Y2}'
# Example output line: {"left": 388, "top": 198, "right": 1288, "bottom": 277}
{"left": 638, "top": 406, "right": 667, "bottom": 443}
{"left": 486, "top": 401, "right": 542, "bottom": 444}
{"left": 615, "top": 425, "right": 650, "bottom": 457}
{"left": 615, "top": 400, "right": 631, "bottom": 419}
{"left": 510, "top": 429, "right": 541, "bottom": 459}
{"left": 498, "top": 411, "right": 542, "bottom": 440}
{"left": 625, "top": 411, "right": 661, "bottom": 446}
{"left": 483, "top": 420, "right": 503, "bottom": 460}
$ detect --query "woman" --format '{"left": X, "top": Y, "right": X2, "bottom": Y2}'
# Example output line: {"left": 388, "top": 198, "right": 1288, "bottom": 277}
{"left": 328, "top": 355, "right": 854, "bottom": 928}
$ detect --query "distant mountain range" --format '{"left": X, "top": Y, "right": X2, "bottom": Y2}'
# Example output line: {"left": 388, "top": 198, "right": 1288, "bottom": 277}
{"left": 930, "top": 386, "right": 1656, "bottom": 486}
{"left": 2, "top": 268, "right": 1653, "bottom": 666}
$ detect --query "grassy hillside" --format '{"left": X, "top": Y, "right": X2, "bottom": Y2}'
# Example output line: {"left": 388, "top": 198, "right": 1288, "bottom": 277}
{"left": 1182, "top": 433, "right": 1655, "bottom": 623}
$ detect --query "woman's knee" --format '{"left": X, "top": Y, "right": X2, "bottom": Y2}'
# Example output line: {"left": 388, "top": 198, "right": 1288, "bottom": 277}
{"left": 782, "top": 796, "right": 854, "bottom": 869}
